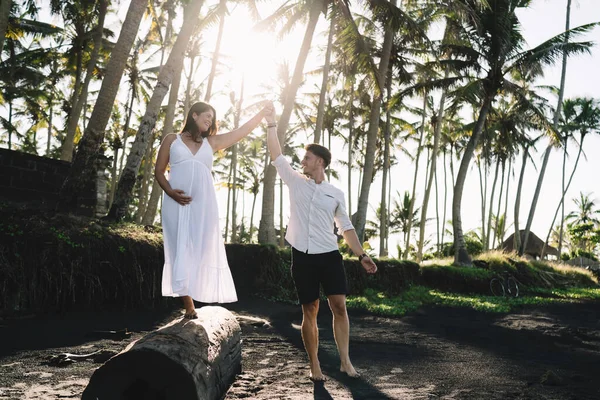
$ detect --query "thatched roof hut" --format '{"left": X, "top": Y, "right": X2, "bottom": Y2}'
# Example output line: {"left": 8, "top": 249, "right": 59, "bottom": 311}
{"left": 499, "top": 230, "right": 559, "bottom": 259}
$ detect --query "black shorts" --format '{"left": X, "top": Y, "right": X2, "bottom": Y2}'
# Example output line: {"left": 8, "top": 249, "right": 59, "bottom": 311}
{"left": 291, "top": 247, "right": 349, "bottom": 304}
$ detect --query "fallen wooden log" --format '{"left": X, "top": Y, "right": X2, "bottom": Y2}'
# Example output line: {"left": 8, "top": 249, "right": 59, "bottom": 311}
{"left": 82, "top": 306, "right": 241, "bottom": 400}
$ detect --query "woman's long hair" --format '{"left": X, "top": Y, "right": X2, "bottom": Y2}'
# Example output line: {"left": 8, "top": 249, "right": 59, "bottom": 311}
{"left": 180, "top": 102, "right": 218, "bottom": 141}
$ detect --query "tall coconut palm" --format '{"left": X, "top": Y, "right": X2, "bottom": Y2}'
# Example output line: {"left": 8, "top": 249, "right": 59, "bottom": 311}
{"left": 437, "top": 0, "right": 594, "bottom": 265}
{"left": 0, "top": 8, "right": 61, "bottom": 149}
{"left": 258, "top": 0, "right": 326, "bottom": 244}
{"left": 59, "top": 0, "right": 149, "bottom": 213}
{"left": 520, "top": 0, "right": 581, "bottom": 256}
{"left": 313, "top": 10, "right": 336, "bottom": 145}
{"left": 543, "top": 97, "right": 600, "bottom": 257}
{"left": 141, "top": 51, "right": 185, "bottom": 226}
{"left": 204, "top": 0, "right": 226, "bottom": 102}
{"left": 107, "top": 0, "right": 206, "bottom": 221}
{"left": 352, "top": 0, "right": 395, "bottom": 242}
{"left": 59, "top": 0, "right": 109, "bottom": 161}
{"left": 0, "top": 0, "right": 12, "bottom": 57}
{"left": 566, "top": 192, "right": 600, "bottom": 226}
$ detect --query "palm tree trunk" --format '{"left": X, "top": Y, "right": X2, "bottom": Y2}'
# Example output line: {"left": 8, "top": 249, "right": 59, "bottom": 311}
{"left": 279, "top": 178, "right": 285, "bottom": 247}
{"left": 47, "top": 96, "right": 54, "bottom": 155}
{"left": 354, "top": 0, "right": 395, "bottom": 242}
{"left": 231, "top": 144, "right": 239, "bottom": 243}
{"left": 58, "top": 0, "right": 148, "bottom": 213}
{"left": 486, "top": 158, "right": 500, "bottom": 250}
{"left": 0, "top": 0, "right": 11, "bottom": 58}
{"left": 441, "top": 150, "right": 448, "bottom": 250}
{"left": 501, "top": 158, "right": 512, "bottom": 247}
{"left": 403, "top": 93, "right": 427, "bottom": 259}
{"left": 453, "top": 95, "right": 494, "bottom": 266}
{"left": 258, "top": 1, "right": 323, "bottom": 244}
{"left": 204, "top": 0, "right": 226, "bottom": 102}
{"left": 249, "top": 189, "right": 258, "bottom": 241}
{"left": 417, "top": 85, "right": 446, "bottom": 261}
{"left": 347, "top": 79, "right": 354, "bottom": 214}
{"left": 379, "top": 74, "right": 392, "bottom": 257}
{"left": 61, "top": 0, "right": 109, "bottom": 161}
{"left": 514, "top": 147, "right": 529, "bottom": 252}
{"left": 184, "top": 54, "right": 198, "bottom": 117}
{"left": 118, "top": 87, "right": 136, "bottom": 177}
{"left": 314, "top": 14, "right": 335, "bottom": 145}
{"left": 477, "top": 161, "right": 485, "bottom": 247}
{"left": 109, "top": 147, "right": 119, "bottom": 205}
{"left": 107, "top": 0, "right": 205, "bottom": 220}
{"left": 521, "top": 0, "right": 571, "bottom": 255}
{"left": 493, "top": 159, "right": 506, "bottom": 248}
{"left": 543, "top": 135, "right": 585, "bottom": 257}
{"left": 230, "top": 79, "right": 244, "bottom": 243}
{"left": 142, "top": 54, "right": 185, "bottom": 225}
{"left": 224, "top": 161, "right": 233, "bottom": 240}
{"left": 434, "top": 162, "right": 440, "bottom": 254}
{"left": 135, "top": 135, "right": 155, "bottom": 222}
{"left": 7, "top": 99, "right": 12, "bottom": 150}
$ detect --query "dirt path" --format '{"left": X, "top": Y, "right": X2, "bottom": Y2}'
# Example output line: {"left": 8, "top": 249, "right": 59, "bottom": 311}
{"left": 1, "top": 298, "right": 599, "bottom": 399}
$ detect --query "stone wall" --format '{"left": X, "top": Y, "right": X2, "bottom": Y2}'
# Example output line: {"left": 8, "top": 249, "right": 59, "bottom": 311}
{"left": 0, "top": 148, "right": 110, "bottom": 217}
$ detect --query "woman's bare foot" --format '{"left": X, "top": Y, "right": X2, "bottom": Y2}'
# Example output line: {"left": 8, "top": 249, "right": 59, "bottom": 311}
{"left": 340, "top": 362, "right": 360, "bottom": 378}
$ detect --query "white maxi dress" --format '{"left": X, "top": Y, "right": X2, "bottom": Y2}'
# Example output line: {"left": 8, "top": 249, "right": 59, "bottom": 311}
{"left": 161, "top": 134, "right": 237, "bottom": 303}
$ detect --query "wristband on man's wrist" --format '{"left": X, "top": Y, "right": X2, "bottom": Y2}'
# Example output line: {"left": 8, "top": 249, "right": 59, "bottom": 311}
{"left": 359, "top": 253, "right": 367, "bottom": 261}
{"left": 267, "top": 122, "right": 277, "bottom": 128}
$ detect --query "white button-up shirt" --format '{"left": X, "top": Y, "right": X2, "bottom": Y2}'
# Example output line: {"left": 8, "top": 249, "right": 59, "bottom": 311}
{"left": 272, "top": 155, "right": 354, "bottom": 254}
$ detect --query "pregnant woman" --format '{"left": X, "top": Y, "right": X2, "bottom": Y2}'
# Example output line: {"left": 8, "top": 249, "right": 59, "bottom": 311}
{"left": 154, "top": 100, "right": 274, "bottom": 318}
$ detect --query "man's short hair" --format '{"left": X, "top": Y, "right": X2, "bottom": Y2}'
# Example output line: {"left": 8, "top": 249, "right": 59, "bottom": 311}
{"left": 305, "top": 143, "right": 331, "bottom": 168}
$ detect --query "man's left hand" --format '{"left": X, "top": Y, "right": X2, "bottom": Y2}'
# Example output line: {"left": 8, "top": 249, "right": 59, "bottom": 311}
{"left": 361, "top": 256, "right": 377, "bottom": 274}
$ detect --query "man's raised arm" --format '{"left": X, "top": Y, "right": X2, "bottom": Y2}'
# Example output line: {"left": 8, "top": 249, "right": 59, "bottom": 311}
{"left": 265, "top": 110, "right": 281, "bottom": 161}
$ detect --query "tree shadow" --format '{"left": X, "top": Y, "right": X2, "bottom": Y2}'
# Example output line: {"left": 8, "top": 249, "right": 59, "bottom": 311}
{"left": 402, "top": 303, "right": 600, "bottom": 377}
{"left": 313, "top": 380, "right": 334, "bottom": 400}
{"left": 0, "top": 307, "right": 179, "bottom": 357}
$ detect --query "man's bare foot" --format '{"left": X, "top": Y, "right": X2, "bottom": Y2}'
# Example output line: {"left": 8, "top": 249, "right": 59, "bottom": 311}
{"left": 309, "top": 364, "right": 326, "bottom": 382}
{"left": 340, "top": 363, "right": 360, "bottom": 378}
{"left": 183, "top": 310, "right": 198, "bottom": 319}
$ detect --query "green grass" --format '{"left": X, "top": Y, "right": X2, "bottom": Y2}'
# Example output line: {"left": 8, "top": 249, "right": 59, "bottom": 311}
{"left": 346, "top": 285, "right": 600, "bottom": 316}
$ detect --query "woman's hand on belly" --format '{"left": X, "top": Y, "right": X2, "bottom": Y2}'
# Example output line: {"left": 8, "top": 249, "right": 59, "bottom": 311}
{"left": 167, "top": 189, "right": 192, "bottom": 205}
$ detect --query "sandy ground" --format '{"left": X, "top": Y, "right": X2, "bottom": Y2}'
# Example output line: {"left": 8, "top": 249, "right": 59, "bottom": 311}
{"left": 0, "top": 297, "right": 599, "bottom": 399}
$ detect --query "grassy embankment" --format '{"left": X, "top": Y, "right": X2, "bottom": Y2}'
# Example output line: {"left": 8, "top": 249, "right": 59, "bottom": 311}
{"left": 1, "top": 205, "right": 597, "bottom": 317}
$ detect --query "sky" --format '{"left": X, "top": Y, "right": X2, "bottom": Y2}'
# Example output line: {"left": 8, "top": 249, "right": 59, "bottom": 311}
{"left": 29, "top": 0, "right": 600, "bottom": 256}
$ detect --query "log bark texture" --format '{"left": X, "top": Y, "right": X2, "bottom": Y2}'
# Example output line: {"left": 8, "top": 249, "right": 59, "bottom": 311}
{"left": 82, "top": 306, "right": 241, "bottom": 400}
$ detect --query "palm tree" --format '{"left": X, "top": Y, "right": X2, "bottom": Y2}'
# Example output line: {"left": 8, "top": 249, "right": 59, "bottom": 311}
{"left": 141, "top": 50, "right": 185, "bottom": 226}
{"left": 520, "top": 0, "right": 582, "bottom": 256}
{"left": 437, "top": 0, "right": 594, "bottom": 265}
{"left": 107, "top": 0, "right": 206, "bottom": 221}
{"left": 313, "top": 10, "right": 336, "bottom": 145}
{"left": 0, "top": 7, "right": 61, "bottom": 150}
{"left": 542, "top": 97, "right": 600, "bottom": 257}
{"left": 59, "top": 0, "right": 109, "bottom": 161}
{"left": 566, "top": 192, "right": 600, "bottom": 226}
{"left": 58, "top": 0, "right": 149, "bottom": 213}
{"left": 258, "top": 0, "right": 326, "bottom": 244}
{"left": 0, "top": 0, "right": 12, "bottom": 57}
{"left": 352, "top": 0, "right": 396, "bottom": 242}
{"left": 204, "top": 0, "right": 226, "bottom": 102}
{"left": 389, "top": 190, "right": 420, "bottom": 259}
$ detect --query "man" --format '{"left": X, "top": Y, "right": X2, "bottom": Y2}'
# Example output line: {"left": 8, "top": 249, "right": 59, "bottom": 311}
{"left": 264, "top": 111, "right": 377, "bottom": 382}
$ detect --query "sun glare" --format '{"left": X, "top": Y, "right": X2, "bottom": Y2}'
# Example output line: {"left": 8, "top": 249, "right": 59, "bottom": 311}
{"left": 220, "top": 11, "right": 279, "bottom": 96}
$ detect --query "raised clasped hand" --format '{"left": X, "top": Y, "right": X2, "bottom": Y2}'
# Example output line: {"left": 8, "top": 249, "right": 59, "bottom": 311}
{"left": 261, "top": 100, "right": 276, "bottom": 123}
{"left": 170, "top": 189, "right": 192, "bottom": 206}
